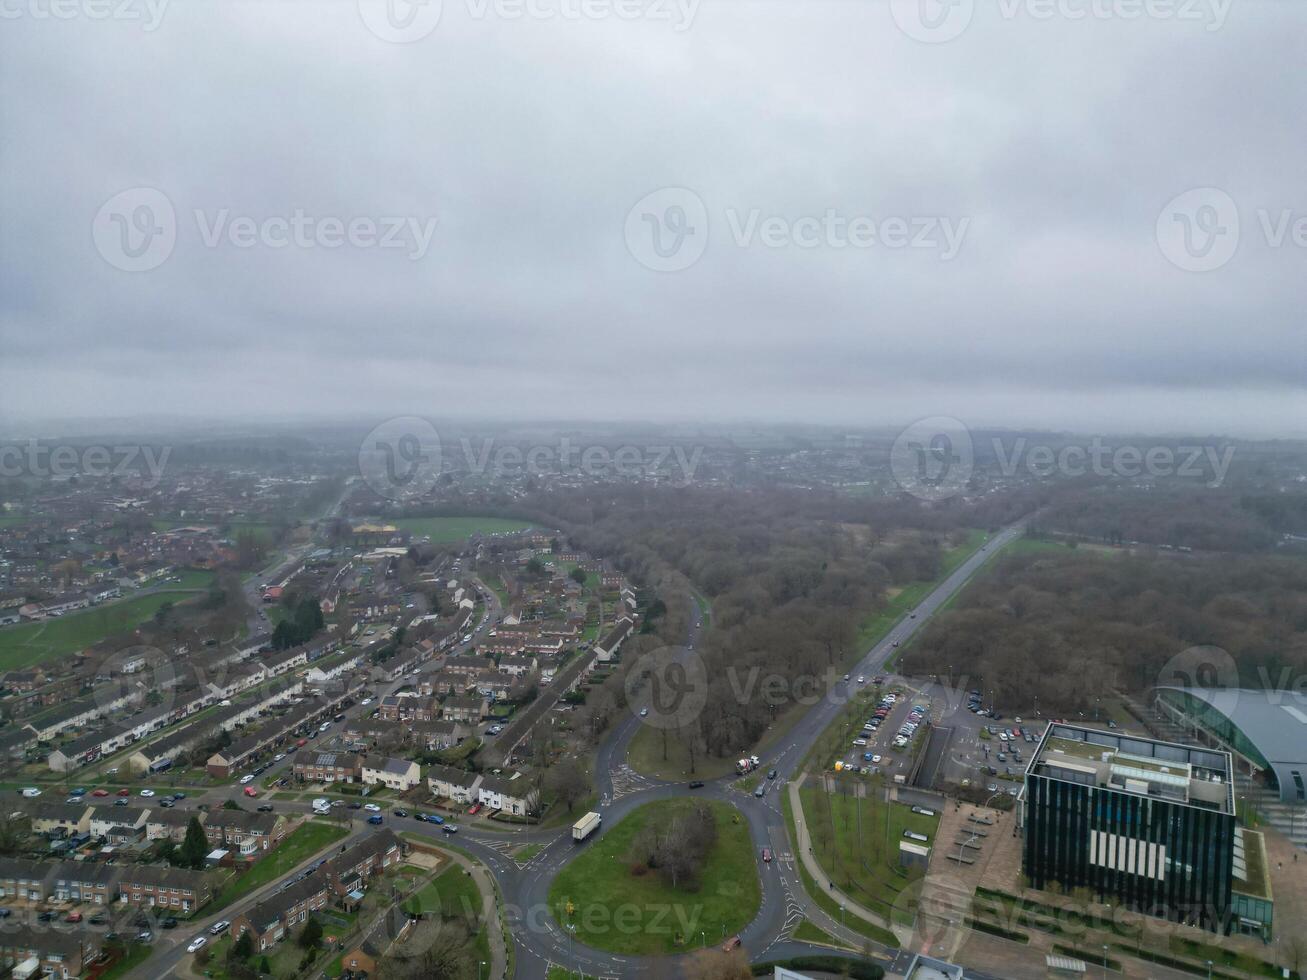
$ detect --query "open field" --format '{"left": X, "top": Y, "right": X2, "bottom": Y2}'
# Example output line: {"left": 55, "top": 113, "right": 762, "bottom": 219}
{"left": 548, "top": 798, "right": 761, "bottom": 956}
{"left": 405, "top": 863, "right": 493, "bottom": 967}
{"left": 780, "top": 791, "right": 899, "bottom": 949}
{"left": 0, "top": 590, "right": 201, "bottom": 670}
{"left": 390, "top": 516, "right": 536, "bottom": 543}
{"left": 800, "top": 785, "right": 939, "bottom": 922}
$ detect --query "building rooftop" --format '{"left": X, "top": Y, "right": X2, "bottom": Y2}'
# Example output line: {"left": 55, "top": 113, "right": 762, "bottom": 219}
{"left": 1029, "top": 724, "right": 1233, "bottom": 814}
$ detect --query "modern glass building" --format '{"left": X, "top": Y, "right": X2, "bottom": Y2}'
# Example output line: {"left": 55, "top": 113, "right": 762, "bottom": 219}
{"left": 1154, "top": 687, "right": 1307, "bottom": 804}
{"left": 1022, "top": 724, "right": 1236, "bottom": 934}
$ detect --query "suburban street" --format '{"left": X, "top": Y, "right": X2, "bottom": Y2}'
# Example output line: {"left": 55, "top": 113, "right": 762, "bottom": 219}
{"left": 126, "top": 519, "right": 1026, "bottom": 979}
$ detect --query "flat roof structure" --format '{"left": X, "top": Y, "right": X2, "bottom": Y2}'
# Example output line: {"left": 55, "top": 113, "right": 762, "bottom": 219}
{"left": 1029, "top": 723, "right": 1234, "bottom": 814}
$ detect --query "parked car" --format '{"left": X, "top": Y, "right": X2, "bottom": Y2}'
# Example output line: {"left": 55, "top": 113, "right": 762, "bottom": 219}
{"left": 187, "top": 936, "right": 208, "bottom": 954}
{"left": 117, "top": 788, "right": 130, "bottom": 797}
{"left": 394, "top": 809, "right": 408, "bottom": 818}
{"left": 368, "top": 814, "right": 383, "bottom": 825}
{"left": 139, "top": 789, "right": 155, "bottom": 797}
{"left": 91, "top": 789, "right": 109, "bottom": 797}
{"left": 65, "top": 912, "right": 82, "bottom": 923}
{"left": 722, "top": 935, "right": 742, "bottom": 952}
{"left": 210, "top": 920, "right": 230, "bottom": 936}
{"left": 364, "top": 803, "right": 381, "bottom": 812}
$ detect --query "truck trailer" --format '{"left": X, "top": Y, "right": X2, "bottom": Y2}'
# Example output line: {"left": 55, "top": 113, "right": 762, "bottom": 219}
{"left": 572, "top": 811, "right": 601, "bottom": 843}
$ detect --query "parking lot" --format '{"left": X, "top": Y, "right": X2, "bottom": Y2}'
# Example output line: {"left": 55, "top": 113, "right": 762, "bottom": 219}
{"left": 834, "top": 679, "right": 932, "bottom": 782}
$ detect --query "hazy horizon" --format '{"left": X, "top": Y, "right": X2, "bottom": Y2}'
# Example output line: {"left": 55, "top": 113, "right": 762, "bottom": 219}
{"left": 3, "top": 0, "right": 1305, "bottom": 437}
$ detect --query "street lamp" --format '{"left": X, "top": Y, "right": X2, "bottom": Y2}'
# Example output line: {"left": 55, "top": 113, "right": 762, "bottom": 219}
{"left": 1102, "top": 943, "right": 1109, "bottom": 977}
{"left": 1205, "top": 960, "right": 1213, "bottom": 979}
{"left": 478, "top": 961, "right": 485, "bottom": 980}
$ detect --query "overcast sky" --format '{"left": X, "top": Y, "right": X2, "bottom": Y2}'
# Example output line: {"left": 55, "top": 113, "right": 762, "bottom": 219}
{"left": 1, "top": 0, "right": 1304, "bottom": 437}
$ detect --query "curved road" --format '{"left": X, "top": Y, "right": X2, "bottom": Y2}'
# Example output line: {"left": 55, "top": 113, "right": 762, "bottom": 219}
{"left": 140, "top": 520, "right": 1025, "bottom": 979}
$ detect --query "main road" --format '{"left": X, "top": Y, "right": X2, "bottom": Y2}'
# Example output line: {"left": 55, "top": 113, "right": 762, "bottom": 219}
{"left": 143, "top": 519, "right": 1025, "bottom": 979}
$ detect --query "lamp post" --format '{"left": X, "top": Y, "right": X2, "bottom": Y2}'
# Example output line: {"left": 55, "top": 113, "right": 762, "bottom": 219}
{"left": 1102, "top": 943, "right": 1109, "bottom": 977}
{"left": 1205, "top": 960, "right": 1213, "bottom": 979}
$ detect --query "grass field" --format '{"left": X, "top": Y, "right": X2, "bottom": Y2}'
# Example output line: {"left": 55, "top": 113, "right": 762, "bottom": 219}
{"left": 405, "top": 864, "right": 492, "bottom": 968}
{"left": 627, "top": 723, "right": 743, "bottom": 782}
{"left": 206, "top": 819, "right": 349, "bottom": 912}
{"left": 0, "top": 590, "right": 200, "bottom": 670}
{"left": 792, "top": 918, "right": 854, "bottom": 949}
{"left": 548, "top": 798, "right": 761, "bottom": 955}
{"left": 800, "top": 785, "right": 939, "bottom": 921}
{"left": 780, "top": 791, "right": 899, "bottom": 949}
{"left": 390, "top": 516, "right": 536, "bottom": 543}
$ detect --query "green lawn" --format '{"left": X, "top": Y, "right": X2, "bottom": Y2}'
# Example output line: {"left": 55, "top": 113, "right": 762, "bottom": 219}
{"left": 97, "top": 942, "right": 154, "bottom": 980}
{"left": 627, "top": 722, "right": 745, "bottom": 782}
{"left": 781, "top": 791, "right": 899, "bottom": 949}
{"left": 548, "top": 798, "right": 760, "bottom": 956}
{"left": 390, "top": 516, "right": 536, "bottom": 544}
{"left": 800, "top": 786, "right": 939, "bottom": 921}
{"left": 206, "top": 820, "right": 350, "bottom": 912}
{"left": 405, "top": 865, "right": 492, "bottom": 967}
{"left": 792, "top": 918, "right": 854, "bottom": 949}
{"left": 0, "top": 591, "right": 200, "bottom": 670}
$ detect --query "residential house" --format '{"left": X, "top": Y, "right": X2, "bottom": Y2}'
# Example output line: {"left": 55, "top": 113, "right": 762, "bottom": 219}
{"left": 0, "top": 926, "right": 102, "bottom": 979}
{"left": 203, "top": 811, "right": 286, "bottom": 856}
{"left": 440, "top": 696, "right": 487, "bottom": 724}
{"left": 292, "top": 750, "right": 363, "bottom": 784}
{"left": 118, "top": 866, "right": 212, "bottom": 913}
{"left": 361, "top": 757, "right": 421, "bottom": 792}
{"left": 426, "top": 764, "right": 482, "bottom": 805}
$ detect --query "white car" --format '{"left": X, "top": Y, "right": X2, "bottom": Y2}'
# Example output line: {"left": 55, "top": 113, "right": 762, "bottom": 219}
{"left": 361, "top": 698, "right": 372, "bottom": 705}
{"left": 871, "top": 754, "right": 882, "bottom": 764}
{"left": 239, "top": 775, "right": 254, "bottom": 785}
{"left": 209, "top": 920, "right": 230, "bottom": 936}
{"left": 187, "top": 936, "right": 208, "bottom": 954}
{"left": 364, "top": 803, "right": 381, "bottom": 812}
{"left": 639, "top": 708, "right": 648, "bottom": 718}
{"left": 273, "top": 753, "right": 285, "bottom": 762}
{"left": 139, "top": 789, "right": 155, "bottom": 797}
{"left": 19, "top": 787, "right": 40, "bottom": 798}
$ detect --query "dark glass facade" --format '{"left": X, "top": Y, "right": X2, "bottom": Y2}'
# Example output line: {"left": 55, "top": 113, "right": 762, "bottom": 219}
{"left": 1023, "top": 773, "right": 1235, "bottom": 933}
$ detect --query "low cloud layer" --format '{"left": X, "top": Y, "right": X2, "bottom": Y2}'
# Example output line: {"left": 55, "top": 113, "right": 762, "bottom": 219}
{"left": 2, "top": 0, "right": 1304, "bottom": 436}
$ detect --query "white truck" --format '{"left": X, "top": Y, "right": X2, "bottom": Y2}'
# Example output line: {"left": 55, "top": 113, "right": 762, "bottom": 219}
{"left": 572, "top": 811, "right": 601, "bottom": 843}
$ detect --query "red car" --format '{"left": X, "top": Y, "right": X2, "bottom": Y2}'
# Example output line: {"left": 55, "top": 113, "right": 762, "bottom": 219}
{"left": 722, "top": 935, "right": 742, "bottom": 952}
{"left": 467, "top": 803, "right": 481, "bottom": 815}
{"left": 66, "top": 912, "right": 82, "bottom": 923}
{"left": 91, "top": 789, "right": 109, "bottom": 797}
{"left": 243, "top": 787, "right": 258, "bottom": 797}
{"left": 117, "top": 788, "right": 130, "bottom": 797}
